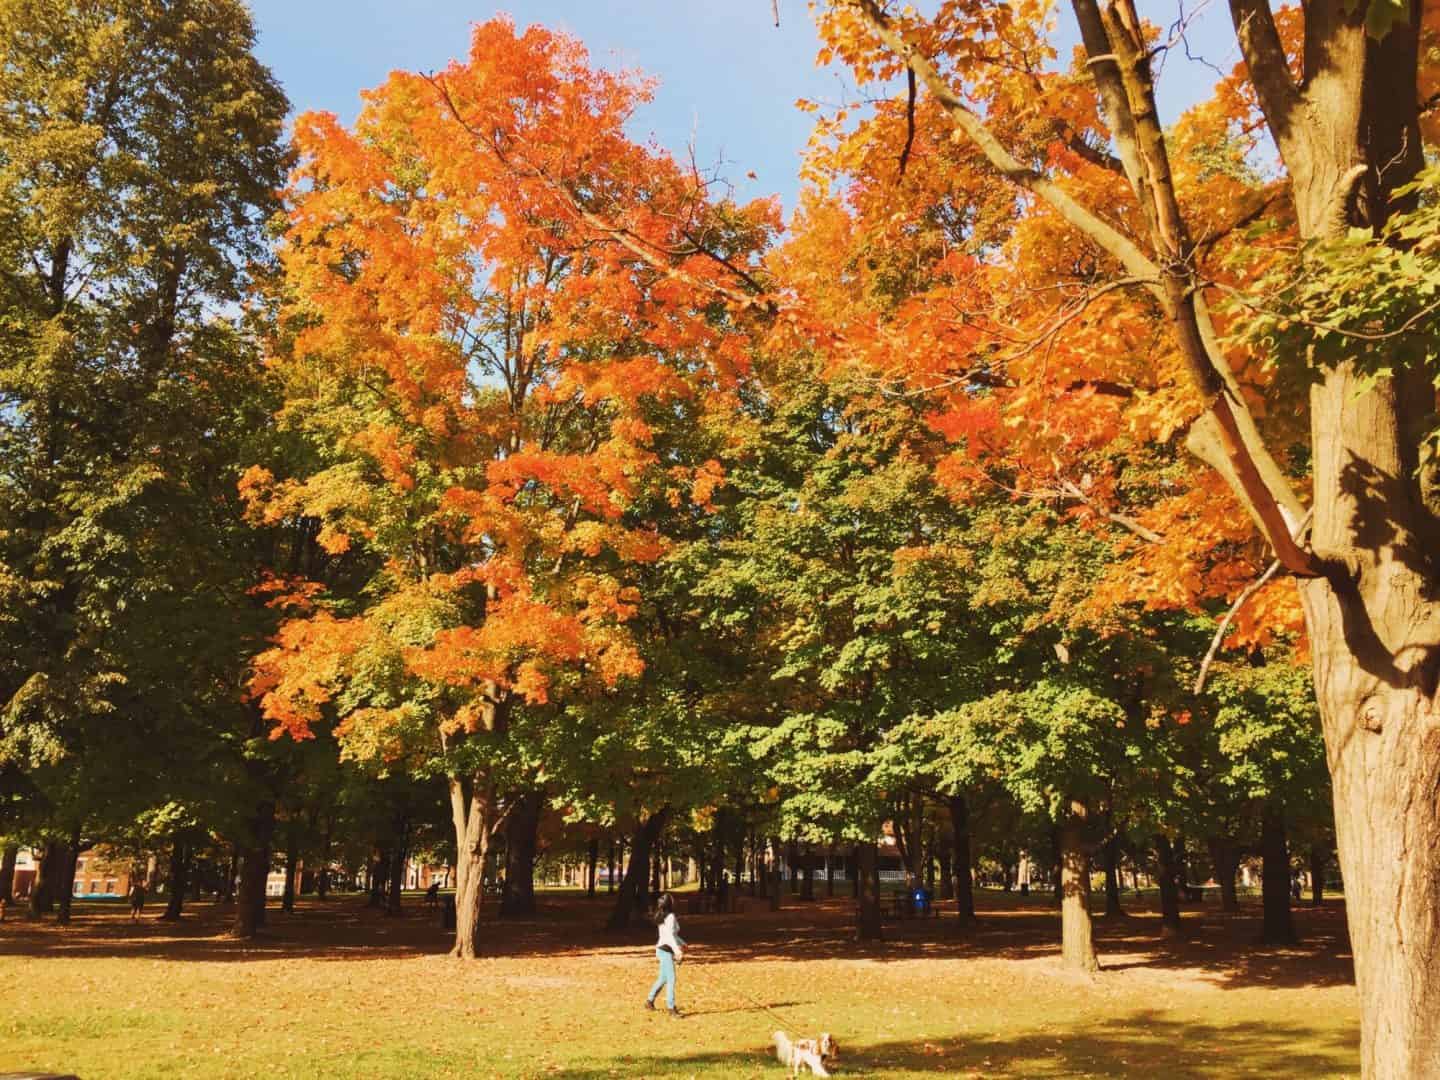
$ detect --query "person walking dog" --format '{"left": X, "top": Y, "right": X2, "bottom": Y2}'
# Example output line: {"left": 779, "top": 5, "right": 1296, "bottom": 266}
{"left": 644, "top": 892, "right": 686, "bottom": 1017}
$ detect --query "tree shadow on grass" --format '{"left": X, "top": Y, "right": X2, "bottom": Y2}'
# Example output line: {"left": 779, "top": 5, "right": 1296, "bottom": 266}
{"left": 0, "top": 894, "right": 1355, "bottom": 994}
{"left": 555, "top": 1009, "right": 1357, "bottom": 1078}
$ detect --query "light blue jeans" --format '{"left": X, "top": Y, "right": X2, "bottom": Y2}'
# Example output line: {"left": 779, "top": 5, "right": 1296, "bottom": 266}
{"left": 647, "top": 947, "right": 677, "bottom": 1009}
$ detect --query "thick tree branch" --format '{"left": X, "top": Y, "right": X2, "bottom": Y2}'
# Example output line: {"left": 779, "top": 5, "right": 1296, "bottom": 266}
{"left": 1071, "top": 0, "right": 1151, "bottom": 200}
{"left": 1227, "top": 0, "right": 1305, "bottom": 145}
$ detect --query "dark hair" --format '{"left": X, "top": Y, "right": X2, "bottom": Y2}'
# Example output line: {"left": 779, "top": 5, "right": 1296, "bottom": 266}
{"left": 653, "top": 892, "right": 674, "bottom": 925}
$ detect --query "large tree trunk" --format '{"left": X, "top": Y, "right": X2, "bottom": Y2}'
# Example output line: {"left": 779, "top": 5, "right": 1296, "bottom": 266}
{"left": 1207, "top": 836, "right": 1240, "bottom": 914}
{"left": 1260, "top": 802, "right": 1296, "bottom": 945}
{"left": 500, "top": 790, "right": 541, "bottom": 918}
{"left": 162, "top": 840, "right": 189, "bottom": 921}
{"left": 386, "top": 831, "right": 406, "bottom": 917}
{"left": 947, "top": 794, "right": 976, "bottom": 921}
{"left": 1155, "top": 834, "right": 1182, "bottom": 938}
{"left": 606, "top": 807, "right": 671, "bottom": 931}
{"left": 449, "top": 773, "right": 501, "bottom": 960}
{"left": 367, "top": 852, "right": 387, "bottom": 909}
{"left": 54, "top": 828, "right": 82, "bottom": 926}
{"left": 856, "top": 841, "right": 882, "bottom": 940}
{"left": 1228, "top": 6, "right": 1429, "bottom": 1073}
{"left": 0, "top": 843, "right": 16, "bottom": 904}
{"left": 27, "top": 839, "right": 61, "bottom": 916}
{"left": 586, "top": 837, "right": 599, "bottom": 898}
{"left": 801, "top": 846, "right": 815, "bottom": 900}
{"left": 234, "top": 800, "right": 275, "bottom": 939}
{"left": 1058, "top": 801, "right": 1098, "bottom": 973}
{"left": 1102, "top": 833, "right": 1124, "bottom": 918}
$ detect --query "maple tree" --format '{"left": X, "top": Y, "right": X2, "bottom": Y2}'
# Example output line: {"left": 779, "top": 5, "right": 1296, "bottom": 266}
{"left": 247, "top": 17, "right": 775, "bottom": 958}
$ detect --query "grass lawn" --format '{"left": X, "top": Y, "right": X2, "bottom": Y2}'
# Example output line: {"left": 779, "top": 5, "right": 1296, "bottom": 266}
{"left": 0, "top": 889, "right": 1358, "bottom": 1078}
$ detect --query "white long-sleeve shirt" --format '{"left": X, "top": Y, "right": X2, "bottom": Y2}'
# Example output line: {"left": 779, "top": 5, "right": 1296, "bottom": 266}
{"left": 657, "top": 912, "right": 686, "bottom": 962}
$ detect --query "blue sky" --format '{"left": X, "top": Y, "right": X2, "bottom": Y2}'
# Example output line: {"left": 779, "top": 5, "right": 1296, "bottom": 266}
{"left": 246, "top": 1, "right": 1241, "bottom": 216}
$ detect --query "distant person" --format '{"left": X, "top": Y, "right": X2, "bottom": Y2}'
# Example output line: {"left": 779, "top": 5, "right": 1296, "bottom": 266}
{"left": 644, "top": 892, "right": 686, "bottom": 1017}
{"left": 425, "top": 880, "right": 440, "bottom": 907}
{"left": 129, "top": 879, "right": 147, "bottom": 922}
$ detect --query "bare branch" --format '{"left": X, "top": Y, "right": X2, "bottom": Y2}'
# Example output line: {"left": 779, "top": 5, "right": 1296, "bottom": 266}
{"left": 897, "top": 67, "right": 917, "bottom": 178}
{"left": 1193, "top": 509, "right": 1311, "bottom": 693}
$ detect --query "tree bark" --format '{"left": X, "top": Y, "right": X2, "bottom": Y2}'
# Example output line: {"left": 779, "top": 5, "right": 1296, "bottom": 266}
{"left": 27, "top": 839, "right": 60, "bottom": 916}
{"left": 826, "top": 843, "right": 836, "bottom": 898}
{"left": 500, "top": 790, "right": 541, "bottom": 918}
{"left": 54, "top": 828, "right": 82, "bottom": 926}
{"left": 786, "top": 840, "right": 800, "bottom": 894}
{"left": 1155, "top": 834, "right": 1182, "bottom": 938}
{"left": 605, "top": 807, "right": 670, "bottom": 931}
{"left": 1260, "top": 802, "right": 1296, "bottom": 945}
{"left": 1059, "top": 801, "right": 1098, "bottom": 972}
{"left": 801, "top": 846, "right": 815, "bottom": 900}
{"left": 937, "top": 838, "right": 953, "bottom": 902}
{"left": 449, "top": 773, "right": 501, "bottom": 959}
{"left": 386, "top": 828, "right": 406, "bottom": 917}
{"left": 367, "top": 852, "right": 387, "bottom": 909}
{"left": 768, "top": 838, "right": 784, "bottom": 910}
{"left": 162, "top": 840, "right": 189, "bottom": 921}
{"left": 586, "top": 837, "right": 599, "bottom": 898}
{"left": 856, "top": 841, "right": 882, "bottom": 940}
{"left": 0, "top": 843, "right": 16, "bottom": 904}
{"left": 234, "top": 801, "right": 275, "bottom": 938}
{"left": 1102, "top": 833, "right": 1124, "bottom": 917}
{"left": 947, "top": 794, "right": 976, "bottom": 921}
{"left": 1207, "top": 836, "right": 1240, "bottom": 914}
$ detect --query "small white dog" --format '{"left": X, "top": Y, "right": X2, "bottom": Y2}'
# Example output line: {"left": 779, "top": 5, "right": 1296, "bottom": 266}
{"left": 772, "top": 1029, "right": 840, "bottom": 1077}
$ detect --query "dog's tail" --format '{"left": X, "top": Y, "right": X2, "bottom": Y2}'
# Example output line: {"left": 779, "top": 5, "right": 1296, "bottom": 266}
{"left": 772, "top": 1029, "right": 791, "bottom": 1066}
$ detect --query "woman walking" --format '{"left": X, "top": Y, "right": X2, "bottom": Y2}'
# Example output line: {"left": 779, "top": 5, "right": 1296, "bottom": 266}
{"left": 645, "top": 892, "right": 686, "bottom": 1017}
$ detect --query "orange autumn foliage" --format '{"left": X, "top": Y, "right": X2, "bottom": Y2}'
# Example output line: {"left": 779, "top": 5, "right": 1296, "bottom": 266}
{"left": 248, "top": 18, "right": 771, "bottom": 750}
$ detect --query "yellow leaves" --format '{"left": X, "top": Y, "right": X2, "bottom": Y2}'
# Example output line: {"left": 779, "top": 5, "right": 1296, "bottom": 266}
{"left": 315, "top": 524, "right": 351, "bottom": 555}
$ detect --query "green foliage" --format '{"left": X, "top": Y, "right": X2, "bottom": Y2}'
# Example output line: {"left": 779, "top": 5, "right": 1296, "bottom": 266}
{"left": 1229, "top": 167, "right": 1440, "bottom": 410}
